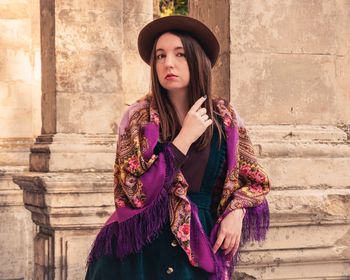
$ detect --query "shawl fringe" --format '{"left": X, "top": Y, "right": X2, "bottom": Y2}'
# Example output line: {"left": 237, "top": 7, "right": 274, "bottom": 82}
{"left": 86, "top": 188, "right": 169, "bottom": 267}
{"left": 86, "top": 143, "right": 178, "bottom": 267}
{"left": 242, "top": 198, "right": 270, "bottom": 243}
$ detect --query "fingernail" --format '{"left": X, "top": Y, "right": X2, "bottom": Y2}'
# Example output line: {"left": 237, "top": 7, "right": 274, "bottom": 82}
{"left": 203, "top": 95, "right": 207, "bottom": 99}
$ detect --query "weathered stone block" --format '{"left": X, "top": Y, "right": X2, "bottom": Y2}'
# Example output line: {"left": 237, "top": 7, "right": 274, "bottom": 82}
{"left": 55, "top": 2, "right": 124, "bottom": 95}
{"left": 13, "top": 172, "right": 115, "bottom": 227}
{"left": 335, "top": 0, "right": 350, "bottom": 55}
{"left": 238, "top": 250, "right": 350, "bottom": 279}
{"left": 34, "top": 232, "right": 54, "bottom": 279}
{"left": 56, "top": 50, "right": 122, "bottom": 93}
{"left": 230, "top": 0, "right": 338, "bottom": 54}
{"left": 268, "top": 189, "right": 350, "bottom": 224}
{"left": 0, "top": 2, "right": 29, "bottom": 19}
{"left": 0, "top": 110, "right": 32, "bottom": 138}
{"left": 58, "top": 0, "right": 123, "bottom": 10}
{"left": 262, "top": 157, "right": 350, "bottom": 189}
{"left": 57, "top": 232, "right": 98, "bottom": 279}
{"left": 249, "top": 125, "right": 347, "bottom": 142}
{"left": 0, "top": 49, "right": 32, "bottom": 81}
{"left": 0, "top": 19, "right": 31, "bottom": 48}
{"left": 0, "top": 205, "right": 33, "bottom": 279}
{"left": 231, "top": 53, "right": 338, "bottom": 125}
{"left": 57, "top": 92, "right": 123, "bottom": 134}
{"left": 56, "top": 9, "right": 123, "bottom": 53}
{"left": 245, "top": 224, "right": 349, "bottom": 252}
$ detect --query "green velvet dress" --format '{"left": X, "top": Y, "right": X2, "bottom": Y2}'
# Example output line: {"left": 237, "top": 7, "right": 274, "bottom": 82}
{"left": 85, "top": 125, "right": 227, "bottom": 280}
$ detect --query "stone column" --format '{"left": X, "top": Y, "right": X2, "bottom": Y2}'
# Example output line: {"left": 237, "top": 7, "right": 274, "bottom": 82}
{"left": 189, "top": 0, "right": 230, "bottom": 101}
{"left": 190, "top": 0, "right": 350, "bottom": 279}
{"left": 0, "top": 0, "right": 40, "bottom": 278}
{"left": 13, "top": 0, "right": 153, "bottom": 279}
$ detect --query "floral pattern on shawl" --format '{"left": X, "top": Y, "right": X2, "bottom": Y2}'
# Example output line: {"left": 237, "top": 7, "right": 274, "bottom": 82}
{"left": 168, "top": 172, "right": 197, "bottom": 265}
{"left": 88, "top": 93, "right": 271, "bottom": 280}
{"left": 212, "top": 98, "right": 270, "bottom": 218}
{"left": 113, "top": 101, "right": 157, "bottom": 209}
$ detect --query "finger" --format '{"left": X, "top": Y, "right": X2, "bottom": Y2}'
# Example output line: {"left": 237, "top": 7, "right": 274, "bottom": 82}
{"left": 200, "top": 114, "right": 209, "bottom": 121}
{"left": 196, "top": 107, "right": 207, "bottom": 115}
{"left": 231, "top": 235, "right": 241, "bottom": 256}
{"left": 204, "top": 119, "right": 213, "bottom": 128}
{"left": 213, "top": 232, "right": 225, "bottom": 254}
{"left": 224, "top": 236, "right": 237, "bottom": 255}
{"left": 190, "top": 96, "right": 207, "bottom": 112}
{"left": 221, "top": 235, "right": 232, "bottom": 251}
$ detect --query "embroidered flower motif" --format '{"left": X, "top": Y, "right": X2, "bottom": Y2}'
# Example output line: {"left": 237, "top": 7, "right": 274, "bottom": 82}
{"left": 132, "top": 196, "right": 144, "bottom": 208}
{"left": 127, "top": 155, "right": 140, "bottom": 172}
{"left": 252, "top": 171, "right": 266, "bottom": 184}
{"left": 250, "top": 183, "right": 263, "bottom": 193}
{"left": 115, "top": 198, "right": 126, "bottom": 208}
{"left": 125, "top": 175, "right": 137, "bottom": 188}
{"left": 174, "top": 185, "right": 186, "bottom": 196}
{"left": 177, "top": 223, "right": 191, "bottom": 242}
{"left": 240, "top": 163, "right": 251, "bottom": 177}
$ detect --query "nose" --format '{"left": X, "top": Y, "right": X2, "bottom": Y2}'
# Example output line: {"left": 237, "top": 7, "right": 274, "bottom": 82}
{"left": 164, "top": 54, "right": 175, "bottom": 68}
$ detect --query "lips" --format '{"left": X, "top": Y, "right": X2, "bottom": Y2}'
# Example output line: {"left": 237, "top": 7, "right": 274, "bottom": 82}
{"left": 165, "top": 74, "right": 178, "bottom": 79}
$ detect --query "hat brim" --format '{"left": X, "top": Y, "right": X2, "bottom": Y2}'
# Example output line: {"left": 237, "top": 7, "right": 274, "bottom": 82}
{"left": 137, "top": 15, "right": 220, "bottom": 68}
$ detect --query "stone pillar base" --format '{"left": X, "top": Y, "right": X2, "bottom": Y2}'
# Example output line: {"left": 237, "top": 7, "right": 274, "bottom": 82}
{"left": 13, "top": 172, "right": 114, "bottom": 280}
{"left": 13, "top": 131, "right": 117, "bottom": 279}
{"left": 29, "top": 133, "right": 116, "bottom": 172}
{"left": 0, "top": 138, "right": 34, "bottom": 280}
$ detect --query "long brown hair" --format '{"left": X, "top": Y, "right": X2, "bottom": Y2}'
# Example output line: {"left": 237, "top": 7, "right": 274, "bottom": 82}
{"left": 150, "top": 30, "right": 225, "bottom": 150}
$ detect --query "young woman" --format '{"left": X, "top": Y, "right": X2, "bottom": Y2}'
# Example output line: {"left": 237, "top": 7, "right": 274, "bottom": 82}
{"left": 85, "top": 15, "right": 271, "bottom": 280}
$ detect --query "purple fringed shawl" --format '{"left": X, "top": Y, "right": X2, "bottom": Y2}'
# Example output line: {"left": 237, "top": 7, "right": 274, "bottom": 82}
{"left": 86, "top": 94, "right": 271, "bottom": 280}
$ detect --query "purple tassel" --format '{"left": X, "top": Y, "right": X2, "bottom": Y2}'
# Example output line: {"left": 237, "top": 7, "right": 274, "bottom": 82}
{"left": 86, "top": 188, "right": 169, "bottom": 267}
{"left": 86, "top": 142, "right": 179, "bottom": 267}
{"left": 241, "top": 198, "right": 270, "bottom": 243}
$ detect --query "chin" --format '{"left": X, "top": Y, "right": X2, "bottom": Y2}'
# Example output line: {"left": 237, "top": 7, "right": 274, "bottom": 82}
{"left": 160, "top": 86, "right": 176, "bottom": 91}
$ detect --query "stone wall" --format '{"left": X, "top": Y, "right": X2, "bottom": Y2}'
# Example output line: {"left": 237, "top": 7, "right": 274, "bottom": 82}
{"left": 0, "top": 0, "right": 41, "bottom": 137}
{"left": 190, "top": 0, "right": 350, "bottom": 279}
{"left": 0, "top": 0, "right": 40, "bottom": 279}
{"left": 228, "top": 0, "right": 350, "bottom": 126}
{"left": 11, "top": 0, "right": 153, "bottom": 279}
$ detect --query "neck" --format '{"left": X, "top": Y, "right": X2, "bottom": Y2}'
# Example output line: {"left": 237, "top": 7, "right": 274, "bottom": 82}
{"left": 167, "top": 89, "right": 190, "bottom": 125}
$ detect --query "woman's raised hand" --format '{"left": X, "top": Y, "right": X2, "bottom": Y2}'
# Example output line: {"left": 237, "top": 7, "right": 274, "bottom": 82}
{"left": 180, "top": 96, "right": 213, "bottom": 144}
{"left": 172, "top": 96, "right": 212, "bottom": 155}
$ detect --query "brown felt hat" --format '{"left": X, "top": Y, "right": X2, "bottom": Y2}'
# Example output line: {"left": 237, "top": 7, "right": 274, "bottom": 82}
{"left": 137, "top": 15, "right": 220, "bottom": 68}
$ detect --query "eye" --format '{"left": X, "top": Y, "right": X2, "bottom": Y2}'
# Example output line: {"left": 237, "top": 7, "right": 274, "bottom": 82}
{"left": 177, "top": 53, "right": 186, "bottom": 57}
{"left": 156, "top": 54, "right": 165, "bottom": 60}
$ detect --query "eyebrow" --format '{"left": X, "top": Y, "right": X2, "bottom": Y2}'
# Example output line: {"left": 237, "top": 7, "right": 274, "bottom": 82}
{"left": 156, "top": 46, "right": 184, "bottom": 53}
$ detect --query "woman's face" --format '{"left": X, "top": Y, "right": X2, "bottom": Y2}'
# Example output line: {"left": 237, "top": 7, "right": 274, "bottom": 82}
{"left": 155, "top": 32, "right": 190, "bottom": 93}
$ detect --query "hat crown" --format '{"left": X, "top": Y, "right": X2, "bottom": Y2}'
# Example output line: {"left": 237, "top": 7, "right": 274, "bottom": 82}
{"left": 138, "top": 15, "right": 220, "bottom": 67}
